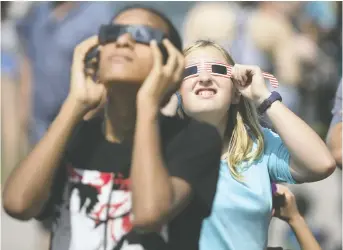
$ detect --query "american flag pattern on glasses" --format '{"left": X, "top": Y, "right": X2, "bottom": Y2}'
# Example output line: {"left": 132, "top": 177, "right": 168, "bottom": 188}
{"left": 183, "top": 62, "right": 279, "bottom": 88}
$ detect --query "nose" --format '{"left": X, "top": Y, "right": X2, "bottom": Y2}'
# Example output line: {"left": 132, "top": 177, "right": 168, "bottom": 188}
{"left": 115, "top": 32, "right": 135, "bottom": 49}
{"left": 198, "top": 70, "right": 213, "bottom": 87}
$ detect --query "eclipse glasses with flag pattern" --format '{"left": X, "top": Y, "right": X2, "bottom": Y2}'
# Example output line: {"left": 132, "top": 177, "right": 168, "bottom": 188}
{"left": 183, "top": 62, "right": 279, "bottom": 88}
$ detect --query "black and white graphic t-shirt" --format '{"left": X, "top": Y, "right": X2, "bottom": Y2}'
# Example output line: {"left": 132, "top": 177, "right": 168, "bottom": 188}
{"left": 38, "top": 115, "right": 222, "bottom": 250}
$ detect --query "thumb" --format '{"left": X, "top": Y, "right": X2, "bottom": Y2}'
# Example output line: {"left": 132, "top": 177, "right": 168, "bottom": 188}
{"left": 150, "top": 40, "right": 163, "bottom": 71}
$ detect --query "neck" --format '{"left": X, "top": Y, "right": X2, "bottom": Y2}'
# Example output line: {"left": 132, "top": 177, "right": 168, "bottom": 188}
{"left": 103, "top": 84, "right": 140, "bottom": 143}
{"left": 214, "top": 115, "right": 228, "bottom": 140}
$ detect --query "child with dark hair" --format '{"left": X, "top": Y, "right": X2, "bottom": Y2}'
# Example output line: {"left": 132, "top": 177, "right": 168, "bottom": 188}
{"left": 3, "top": 6, "right": 222, "bottom": 250}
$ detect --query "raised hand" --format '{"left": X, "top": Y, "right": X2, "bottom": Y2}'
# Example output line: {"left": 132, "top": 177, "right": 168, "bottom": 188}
{"left": 68, "top": 36, "right": 106, "bottom": 114}
{"left": 273, "top": 184, "right": 301, "bottom": 223}
{"left": 137, "top": 39, "right": 185, "bottom": 112}
{"left": 230, "top": 64, "right": 271, "bottom": 106}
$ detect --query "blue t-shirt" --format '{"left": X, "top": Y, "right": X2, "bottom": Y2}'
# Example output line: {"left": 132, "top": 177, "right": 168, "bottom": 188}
{"left": 199, "top": 128, "right": 296, "bottom": 250}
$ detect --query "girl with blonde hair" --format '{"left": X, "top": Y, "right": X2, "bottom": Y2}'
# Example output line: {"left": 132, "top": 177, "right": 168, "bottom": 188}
{"left": 174, "top": 40, "right": 335, "bottom": 249}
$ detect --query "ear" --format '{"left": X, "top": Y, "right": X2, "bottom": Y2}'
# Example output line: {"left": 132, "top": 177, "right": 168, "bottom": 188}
{"left": 231, "top": 88, "right": 241, "bottom": 105}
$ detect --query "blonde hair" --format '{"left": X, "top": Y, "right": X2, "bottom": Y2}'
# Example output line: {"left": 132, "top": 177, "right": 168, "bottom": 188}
{"left": 183, "top": 40, "right": 264, "bottom": 180}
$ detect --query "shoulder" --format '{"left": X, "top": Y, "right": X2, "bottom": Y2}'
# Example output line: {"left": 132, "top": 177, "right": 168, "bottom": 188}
{"left": 260, "top": 127, "right": 284, "bottom": 152}
{"left": 261, "top": 127, "right": 282, "bottom": 143}
{"left": 261, "top": 127, "right": 279, "bottom": 139}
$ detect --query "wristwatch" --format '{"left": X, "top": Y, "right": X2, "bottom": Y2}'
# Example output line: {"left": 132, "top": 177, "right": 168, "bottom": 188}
{"left": 257, "top": 91, "right": 282, "bottom": 114}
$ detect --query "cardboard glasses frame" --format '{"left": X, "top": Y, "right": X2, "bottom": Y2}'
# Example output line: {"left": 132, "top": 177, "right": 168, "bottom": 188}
{"left": 183, "top": 62, "right": 279, "bottom": 88}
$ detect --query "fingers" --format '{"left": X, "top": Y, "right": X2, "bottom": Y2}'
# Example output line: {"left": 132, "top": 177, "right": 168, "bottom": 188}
{"left": 239, "top": 67, "right": 248, "bottom": 83}
{"left": 233, "top": 64, "right": 261, "bottom": 75}
{"left": 231, "top": 64, "right": 261, "bottom": 86}
{"left": 75, "top": 35, "right": 99, "bottom": 58}
{"left": 232, "top": 65, "right": 245, "bottom": 85}
{"left": 275, "top": 184, "right": 297, "bottom": 208}
{"left": 140, "top": 39, "right": 184, "bottom": 106}
{"left": 150, "top": 40, "right": 163, "bottom": 73}
{"left": 85, "top": 57, "right": 98, "bottom": 78}
{"left": 175, "top": 50, "right": 185, "bottom": 80}
{"left": 275, "top": 184, "right": 290, "bottom": 196}
{"left": 73, "top": 36, "right": 99, "bottom": 67}
{"left": 163, "top": 39, "right": 184, "bottom": 82}
{"left": 149, "top": 39, "right": 184, "bottom": 84}
{"left": 231, "top": 66, "right": 242, "bottom": 89}
{"left": 236, "top": 66, "right": 245, "bottom": 83}
{"left": 231, "top": 65, "right": 240, "bottom": 85}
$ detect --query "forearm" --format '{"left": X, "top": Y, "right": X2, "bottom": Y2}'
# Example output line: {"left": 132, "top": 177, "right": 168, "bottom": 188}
{"left": 289, "top": 215, "right": 322, "bottom": 250}
{"left": 3, "top": 98, "right": 85, "bottom": 220}
{"left": 327, "top": 123, "right": 342, "bottom": 169}
{"left": 265, "top": 101, "right": 335, "bottom": 181}
{"left": 131, "top": 105, "right": 173, "bottom": 230}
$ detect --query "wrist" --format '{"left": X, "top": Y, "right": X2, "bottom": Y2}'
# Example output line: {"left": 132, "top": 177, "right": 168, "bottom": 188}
{"left": 256, "top": 91, "right": 282, "bottom": 114}
{"left": 137, "top": 105, "right": 159, "bottom": 122}
{"left": 288, "top": 214, "right": 304, "bottom": 227}
{"left": 137, "top": 95, "right": 159, "bottom": 119}
{"left": 63, "top": 97, "right": 90, "bottom": 120}
{"left": 254, "top": 91, "right": 272, "bottom": 106}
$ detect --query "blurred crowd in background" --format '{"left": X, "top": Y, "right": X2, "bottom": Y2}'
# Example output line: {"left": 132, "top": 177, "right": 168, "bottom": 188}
{"left": 1, "top": 1, "right": 342, "bottom": 250}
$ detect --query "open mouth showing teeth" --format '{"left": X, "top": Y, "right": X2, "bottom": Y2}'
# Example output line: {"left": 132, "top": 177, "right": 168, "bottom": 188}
{"left": 195, "top": 88, "right": 217, "bottom": 97}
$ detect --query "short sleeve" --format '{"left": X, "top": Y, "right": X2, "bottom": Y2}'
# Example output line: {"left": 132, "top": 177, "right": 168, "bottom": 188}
{"left": 162, "top": 117, "right": 222, "bottom": 202}
{"left": 263, "top": 128, "right": 297, "bottom": 184}
{"left": 329, "top": 80, "right": 342, "bottom": 128}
